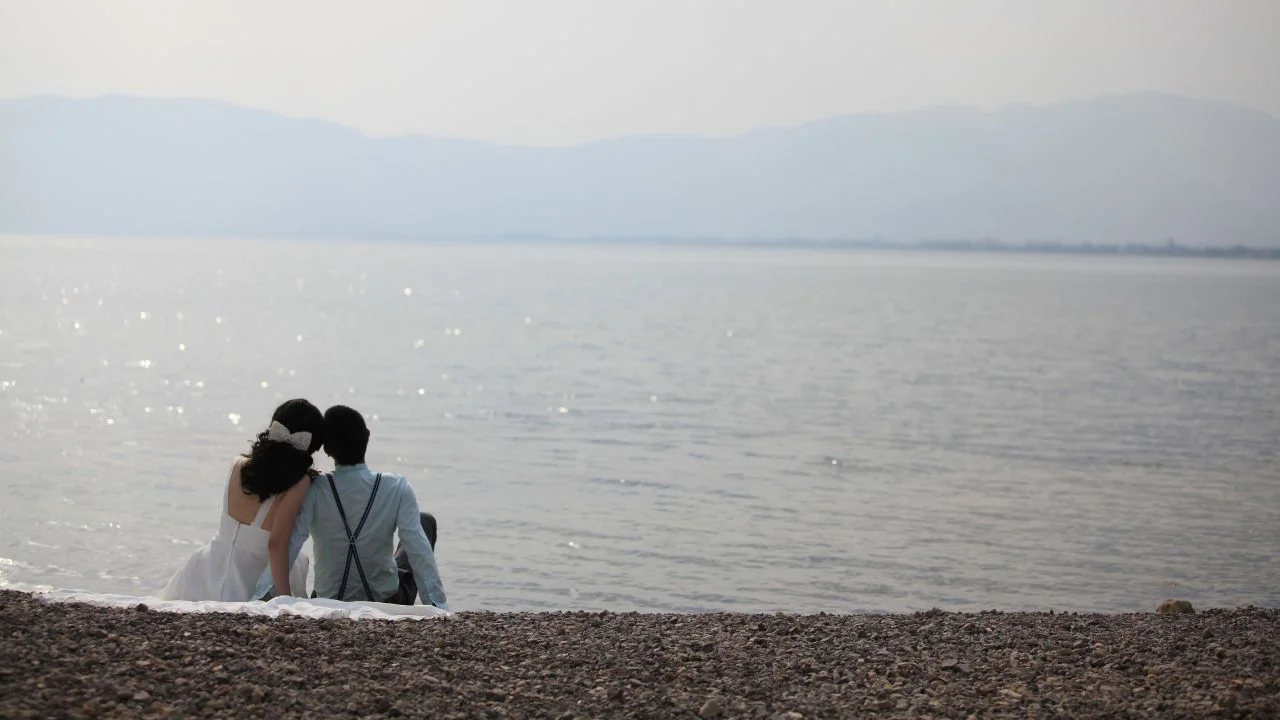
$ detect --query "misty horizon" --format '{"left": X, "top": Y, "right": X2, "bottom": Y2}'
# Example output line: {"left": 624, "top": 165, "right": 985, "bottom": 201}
{"left": 6, "top": 89, "right": 1278, "bottom": 148}
{"left": 4, "top": 92, "right": 1279, "bottom": 247}
{"left": 5, "top": 1, "right": 1278, "bottom": 146}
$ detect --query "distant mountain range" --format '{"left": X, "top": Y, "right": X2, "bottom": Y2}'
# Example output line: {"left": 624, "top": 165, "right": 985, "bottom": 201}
{"left": 2, "top": 93, "right": 1278, "bottom": 246}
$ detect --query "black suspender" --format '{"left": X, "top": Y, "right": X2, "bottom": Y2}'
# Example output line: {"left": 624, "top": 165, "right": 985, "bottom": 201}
{"left": 326, "top": 472, "right": 382, "bottom": 601}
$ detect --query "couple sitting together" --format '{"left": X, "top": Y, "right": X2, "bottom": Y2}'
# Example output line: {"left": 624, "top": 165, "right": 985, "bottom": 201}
{"left": 160, "top": 399, "right": 447, "bottom": 610}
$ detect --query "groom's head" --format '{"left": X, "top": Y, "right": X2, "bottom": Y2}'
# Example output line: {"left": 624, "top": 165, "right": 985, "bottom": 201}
{"left": 323, "top": 405, "right": 370, "bottom": 466}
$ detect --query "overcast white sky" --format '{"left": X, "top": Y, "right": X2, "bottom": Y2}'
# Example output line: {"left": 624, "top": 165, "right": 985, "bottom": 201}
{"left": 2, "top": 0, "right": 1277, "bottom": 145}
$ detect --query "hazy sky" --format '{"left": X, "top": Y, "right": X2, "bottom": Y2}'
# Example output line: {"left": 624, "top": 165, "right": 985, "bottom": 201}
{"left": 2, "top": 0, "right": 1277, "bottom": 145}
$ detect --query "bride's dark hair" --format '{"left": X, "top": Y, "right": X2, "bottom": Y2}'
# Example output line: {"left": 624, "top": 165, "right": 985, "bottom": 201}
{"left": 240, "top": 399, "right": 325, "bottom": 501}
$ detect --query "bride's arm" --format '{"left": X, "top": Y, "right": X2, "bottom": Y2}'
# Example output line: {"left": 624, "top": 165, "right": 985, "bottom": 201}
{"left": 268, "top": 477, "right": 311, "bottom": 597}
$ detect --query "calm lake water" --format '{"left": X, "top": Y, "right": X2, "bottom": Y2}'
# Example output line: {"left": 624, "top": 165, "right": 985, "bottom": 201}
{"left": 1, "top": 237, "right": 1277, "bottom": 612}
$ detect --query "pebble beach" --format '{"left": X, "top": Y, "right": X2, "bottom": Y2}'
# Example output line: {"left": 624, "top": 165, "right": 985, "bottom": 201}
{"left": 1, "top": 591, "right": 1276, "bottom": 719}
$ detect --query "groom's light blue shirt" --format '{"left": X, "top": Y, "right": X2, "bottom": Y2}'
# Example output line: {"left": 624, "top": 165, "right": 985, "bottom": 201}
{"left": 254, "top": 464, "right": 447, "bottom": 609}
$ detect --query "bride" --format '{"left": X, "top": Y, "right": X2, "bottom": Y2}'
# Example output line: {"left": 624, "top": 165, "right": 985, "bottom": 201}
{"left": 161, "top": 399, "right": 323, "bottom": 601}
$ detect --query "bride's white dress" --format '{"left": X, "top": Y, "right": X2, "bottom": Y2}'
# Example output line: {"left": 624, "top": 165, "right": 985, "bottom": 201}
{"left": 161, "top": 466, "right": 308, "bottom": 601}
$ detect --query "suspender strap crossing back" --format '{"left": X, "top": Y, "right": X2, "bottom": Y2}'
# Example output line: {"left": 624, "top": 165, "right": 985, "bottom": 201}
{"left": 326, "top": 472, "right": 382, "bottom": 601}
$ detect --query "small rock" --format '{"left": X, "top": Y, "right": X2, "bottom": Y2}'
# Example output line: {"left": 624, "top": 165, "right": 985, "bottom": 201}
{"left": 134, "top": 603, "right": 149, "bottom": 612}
{"left": 607, "top": 686, "right": 624, "bottom": 702}
{"left": 699, "top": 698, "right": 724, "bottom": 718}
{"left": 131, "top": 691, "right": 150, "bottom": 702}
{"left": 773, "top": 713, "right": 804, "bottom": 720}
{"left": 1156, "top": 599, "right": 1195, "bottom": 615}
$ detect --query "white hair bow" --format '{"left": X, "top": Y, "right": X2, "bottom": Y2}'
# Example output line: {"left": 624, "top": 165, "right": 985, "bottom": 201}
{"left": 266, "top": 420, "right": 313, "bottom": 452}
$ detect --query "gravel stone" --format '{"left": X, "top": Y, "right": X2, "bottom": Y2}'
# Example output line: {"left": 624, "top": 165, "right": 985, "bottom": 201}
{"left": 1, "top": 590, "right": 1276, "bottom": 718}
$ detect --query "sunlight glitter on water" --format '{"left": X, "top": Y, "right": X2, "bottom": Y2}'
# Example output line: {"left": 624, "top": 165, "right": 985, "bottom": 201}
{"left": 1, "top": 240, "right": 1278, "bottom": 613}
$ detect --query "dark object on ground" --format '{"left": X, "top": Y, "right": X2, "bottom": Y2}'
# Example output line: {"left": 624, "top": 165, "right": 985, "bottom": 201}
{"left": 1157, "top": 599, "right": 1196, "bottom": 615}
{"left": 1, "top": 590, "right": 1276, "bottom": 718}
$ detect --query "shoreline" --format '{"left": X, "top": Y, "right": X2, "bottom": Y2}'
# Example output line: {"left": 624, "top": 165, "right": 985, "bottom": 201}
{"left": 5, "top": 232, "right": 1280, "bottom": 260}
{"left": 2, "top": 591, "right": 1277, "bottom": 718}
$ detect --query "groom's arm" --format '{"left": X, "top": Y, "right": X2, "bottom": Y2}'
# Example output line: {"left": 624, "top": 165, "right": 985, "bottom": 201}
{"left": 254, "top": 483, "right": 314, "bottom": 599}
{"left": 395, "top": 479, "right": 448, "bottom": 609}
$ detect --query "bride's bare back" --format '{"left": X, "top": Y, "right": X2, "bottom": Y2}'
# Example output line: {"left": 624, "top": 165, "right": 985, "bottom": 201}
{"left": 226, "top": 457, "right": 304, "bottom": 532}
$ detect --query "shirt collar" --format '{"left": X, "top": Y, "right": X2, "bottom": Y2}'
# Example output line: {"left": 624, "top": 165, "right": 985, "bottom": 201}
{"left": 333, "top": 462, "right": 370, "bottom": 474}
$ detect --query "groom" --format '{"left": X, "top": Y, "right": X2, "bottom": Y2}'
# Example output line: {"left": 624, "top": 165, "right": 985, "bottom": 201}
{"left": 255, "top": 405, "right": 447, "bottom": 608}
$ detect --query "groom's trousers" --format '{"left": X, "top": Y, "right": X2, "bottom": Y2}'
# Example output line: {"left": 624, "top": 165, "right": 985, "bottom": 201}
{"left": 385, "top": 512, "right": 437, "bottom": 606}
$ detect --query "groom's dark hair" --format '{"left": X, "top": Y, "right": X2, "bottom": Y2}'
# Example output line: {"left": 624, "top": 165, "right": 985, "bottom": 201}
{"left": 323, "top": 405, "right": 370, "bottom": 466}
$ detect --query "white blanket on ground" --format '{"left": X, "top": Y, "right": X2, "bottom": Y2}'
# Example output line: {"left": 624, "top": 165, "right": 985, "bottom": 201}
{"left": 37, "top": 590, "right": 451, "bottom": 621}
